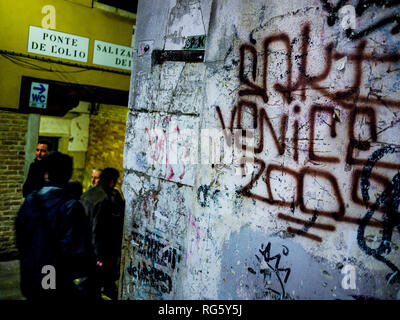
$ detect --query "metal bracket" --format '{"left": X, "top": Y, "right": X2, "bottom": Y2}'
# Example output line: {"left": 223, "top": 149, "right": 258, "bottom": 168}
{"left": 152, "top": 50, "right": 205, "bottom": 65}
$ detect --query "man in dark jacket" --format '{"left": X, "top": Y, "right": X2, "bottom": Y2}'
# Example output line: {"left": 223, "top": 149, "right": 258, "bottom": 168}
{"left": 15, "top": 152, "right": 95, "bottom": 300}
{"left": 80, "top": 167, "right": 125, "bottom": 300}
{"left": 22, "top": 140, "right": 50, "bottom": 197}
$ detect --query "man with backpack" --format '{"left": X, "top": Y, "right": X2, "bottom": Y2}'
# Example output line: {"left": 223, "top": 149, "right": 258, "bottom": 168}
{"left": 15, "top": 152, "right": 96, "bottom": 300}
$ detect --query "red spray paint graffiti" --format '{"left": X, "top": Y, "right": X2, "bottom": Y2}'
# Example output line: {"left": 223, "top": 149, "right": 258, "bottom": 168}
{"left": 217, "top": 22, "right": 400, "bottom": 242}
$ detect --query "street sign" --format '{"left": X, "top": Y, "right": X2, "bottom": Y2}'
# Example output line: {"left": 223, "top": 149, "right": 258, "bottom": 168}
{"left": 93, "top": 40, "right": 133, "bottom": 71}
{"left": 184, "top": 35, "right": 206, "bottom": 50}
{"left": 28, "top": 26, "right": 89, "bottom": 63}
{"left": 29, "top": 82, "right": 49, "bottom": 109}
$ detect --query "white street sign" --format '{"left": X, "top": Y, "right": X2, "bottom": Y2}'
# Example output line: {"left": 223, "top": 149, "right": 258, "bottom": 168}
{"left": 28, "top": 26, "right": 89, "bottom": 62}
{"left": 93, "top": 40, "right": 133, "bottom": 71}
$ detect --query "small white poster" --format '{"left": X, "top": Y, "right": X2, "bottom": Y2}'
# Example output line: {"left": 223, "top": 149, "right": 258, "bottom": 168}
{"left": 93, "top": 40, "right": 133, "bottom": 71}
{"left": 27, "top": 26, "right": 89, "bottom": 62}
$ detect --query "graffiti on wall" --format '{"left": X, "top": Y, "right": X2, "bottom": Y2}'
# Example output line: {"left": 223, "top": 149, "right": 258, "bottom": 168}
{"left": 131, "top": 229, "right": 182, "bottom": 270}
{"left": 319, "top": 0, "right": 400, "bottom": 40}
{"left": 127, "top": 261, "right": 173, "bottom": 295}
{"left": 144, "top": 115, "right": 189, "bottom": 181}
{"left": 358, "top": 145, "right": 400, "bottom": 282}
{"left": 216, "top": 15, "right": 400, "bottom": 283}
{"left": 127, "top": 225, "right": 183, "bottom": 296}
{"left": 247, "top": 242, "right": 291, "bottom": 299}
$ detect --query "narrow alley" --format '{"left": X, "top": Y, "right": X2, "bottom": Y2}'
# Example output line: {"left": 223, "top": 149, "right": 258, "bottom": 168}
{"left": 1, "top": 0, "right": 400, "bottom": 303}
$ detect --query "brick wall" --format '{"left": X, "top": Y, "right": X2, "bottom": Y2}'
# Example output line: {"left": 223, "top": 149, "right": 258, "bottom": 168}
{"left": 0, "top": 110, "right": 28, "bottom": 260}
{"left": 84, "top": 105, "right": 128, "bottom": 192}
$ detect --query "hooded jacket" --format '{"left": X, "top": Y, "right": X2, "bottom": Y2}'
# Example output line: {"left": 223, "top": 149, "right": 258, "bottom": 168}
{"left": 15, "top": 184, "right": 94, "bottom": 300}
{"left": 22, "top": 159, "right": 46, "bottom": 197}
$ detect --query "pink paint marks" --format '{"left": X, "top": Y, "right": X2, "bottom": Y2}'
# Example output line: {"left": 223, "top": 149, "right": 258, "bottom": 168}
{"left": 188, "top": 209, "right": 201, "bottom": 244}
{"left": 167, "top": 166, "right": 175, "bottom": 180}
{"left": 179, "top": 167, "right": 186, "bottom": 180}
{"left": 145, "top": 123, "right": 188, "bottom": 181}
{"left": 145, "top": 127, "right": 166, "bottom": 162}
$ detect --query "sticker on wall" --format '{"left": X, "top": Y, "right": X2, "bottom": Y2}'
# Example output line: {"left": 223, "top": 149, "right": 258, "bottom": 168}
{"left": 138, "top": 40, "right": 154, "bottom": 57}
{"left": 29, "top": 82, "right": 49, "bottom": 109}
{"left": 183, "top": 35, "right": 206, "bottom": 50}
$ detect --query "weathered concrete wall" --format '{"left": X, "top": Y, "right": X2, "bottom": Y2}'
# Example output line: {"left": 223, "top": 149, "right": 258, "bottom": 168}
{"left": 121, "top": 0, "right": 400, "bottom": 300}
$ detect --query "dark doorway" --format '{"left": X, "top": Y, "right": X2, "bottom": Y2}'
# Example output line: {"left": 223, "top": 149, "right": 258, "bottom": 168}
{"left": 39, "top": 136, "right": 59, "bottom": 153}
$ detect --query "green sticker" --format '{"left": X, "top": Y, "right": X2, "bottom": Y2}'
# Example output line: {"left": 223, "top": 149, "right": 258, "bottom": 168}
{"left": 184, "top": 35, "right": 206, "bottom": 50}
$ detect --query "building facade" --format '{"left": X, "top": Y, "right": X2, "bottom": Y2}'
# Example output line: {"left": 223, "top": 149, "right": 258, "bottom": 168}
{"left": 0, "top": 0, "right": 135, "bottom": 260}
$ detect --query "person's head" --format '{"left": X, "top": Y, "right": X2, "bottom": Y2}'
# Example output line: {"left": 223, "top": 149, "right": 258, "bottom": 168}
{"left": 99, "top": 167, "right": 119, "bottom": 190}
{"left": 91, "top": 169, "right": 102, "bottom": 187}
{"left": 42, "top": 152, "right": 73, "bottom": 187}
{"left": 66, "top": 181, "right": 83, "bottom": 200}
{"left": 35, "top": 140, "right": 50, "bottom": 161}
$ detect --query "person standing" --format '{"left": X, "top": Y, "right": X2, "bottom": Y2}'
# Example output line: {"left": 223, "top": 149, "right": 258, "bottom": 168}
{"left": 15, "top": 152, "right": 95, "bottom": 300}
{"left": 80, "top": 167, "right": 125, "bottom": 300}
{"left": 22, "top": 140, "right": 51, "bottom": 197}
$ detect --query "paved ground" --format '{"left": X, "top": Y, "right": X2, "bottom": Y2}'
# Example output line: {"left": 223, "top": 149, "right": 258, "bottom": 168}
{"left": 0, "top": 260, "right": 119, "bottom": 300}
{"left": 0, "top": 260, "right": 25, "bottom": 300}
